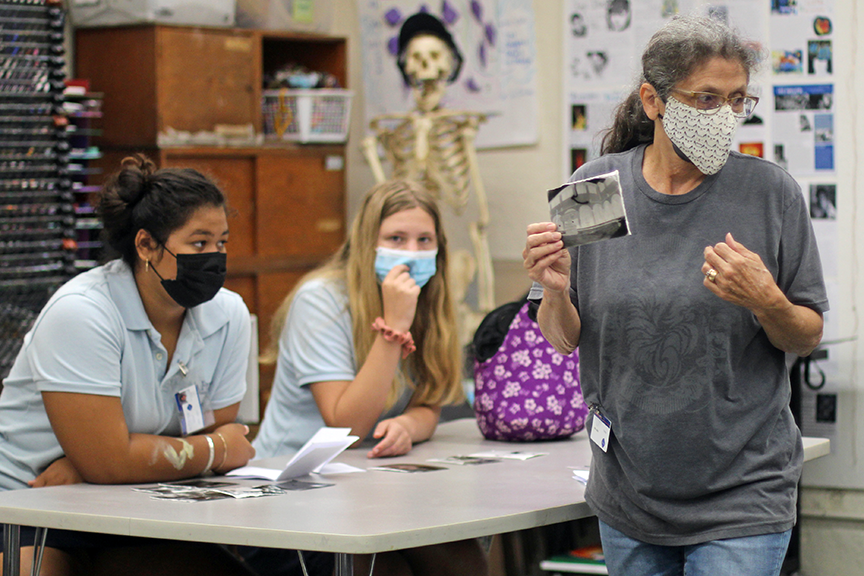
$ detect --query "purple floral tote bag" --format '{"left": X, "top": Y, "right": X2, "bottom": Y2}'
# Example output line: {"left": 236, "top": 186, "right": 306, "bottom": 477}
{"left": 473, "top": 302, "right": 587, "bottom": 441}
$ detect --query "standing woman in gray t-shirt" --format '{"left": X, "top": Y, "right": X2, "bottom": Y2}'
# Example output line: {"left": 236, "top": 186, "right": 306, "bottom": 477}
{"left": 524, "top": 15, "right": 828, "bottom": 576}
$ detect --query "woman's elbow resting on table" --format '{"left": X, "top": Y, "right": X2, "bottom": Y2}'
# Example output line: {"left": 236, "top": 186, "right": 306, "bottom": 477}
{"left": 366, "top": 407, "right": 440, "bottom": 458}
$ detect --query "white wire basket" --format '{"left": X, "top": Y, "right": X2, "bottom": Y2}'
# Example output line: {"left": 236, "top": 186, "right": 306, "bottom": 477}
{"left": 262, "top": 89, "right": 353, "bottom": 143}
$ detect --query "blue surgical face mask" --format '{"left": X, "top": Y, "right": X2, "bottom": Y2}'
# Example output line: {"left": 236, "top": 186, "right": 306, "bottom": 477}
{"left": 374, "top": 246, "right": 438, "bottom": 288}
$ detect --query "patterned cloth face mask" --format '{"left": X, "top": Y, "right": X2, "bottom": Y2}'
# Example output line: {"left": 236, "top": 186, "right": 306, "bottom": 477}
{"left": 660, "top": 96, "right": 740, "bottom": 175}
{"left": 374, "top": 247, "right": 438, "bottom": 288}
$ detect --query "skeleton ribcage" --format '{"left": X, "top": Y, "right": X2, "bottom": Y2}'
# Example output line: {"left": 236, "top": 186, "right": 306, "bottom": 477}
{"left": 377, "top": 115, "right": 475, "bottom": 214}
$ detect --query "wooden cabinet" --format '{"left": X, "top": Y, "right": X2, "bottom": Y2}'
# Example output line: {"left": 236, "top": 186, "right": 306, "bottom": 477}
{"left": 75, "top": 25, "right": 348, "bottom": 412}
{"left": 75, "top": 26, "right": 258, "bottom": 146}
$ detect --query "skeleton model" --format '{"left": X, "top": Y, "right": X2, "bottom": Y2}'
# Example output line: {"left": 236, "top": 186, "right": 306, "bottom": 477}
{"left": 362, "top": 12, "right": 493, "bottom": 345}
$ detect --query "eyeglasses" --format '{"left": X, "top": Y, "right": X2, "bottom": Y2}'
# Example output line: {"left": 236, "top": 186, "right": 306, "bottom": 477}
{"left": 670, "top": 88, "right": 759, "bottom": 118}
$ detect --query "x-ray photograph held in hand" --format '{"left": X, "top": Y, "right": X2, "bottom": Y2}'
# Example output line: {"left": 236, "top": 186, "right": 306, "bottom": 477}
{"left": 548, "top": 170, "right": 630, "bottom": 248}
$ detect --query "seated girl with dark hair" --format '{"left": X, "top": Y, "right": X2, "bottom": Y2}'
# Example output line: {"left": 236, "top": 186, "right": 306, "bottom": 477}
{"left": 0, "top": 155, "right": 257, "bottom": 576}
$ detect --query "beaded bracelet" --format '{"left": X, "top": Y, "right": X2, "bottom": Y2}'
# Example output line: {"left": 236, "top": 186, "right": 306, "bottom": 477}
{"left": 371, "top": 317, "right": 416, "bottom": 359}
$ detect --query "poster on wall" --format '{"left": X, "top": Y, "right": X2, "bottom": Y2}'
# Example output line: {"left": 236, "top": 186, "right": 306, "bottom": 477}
{"left": 772, "top": 83, "right": 834, "bottom": 174}
{"left": 564, "top": 0, "right": 768, "bottom": 90}
{"left": 768, "top": 2, "right": 835, "bottom": 175}
{"left": 769, "top": 3, "right": 839, "bottom": 360}
{"left": 358, "top": 0, "right": 537, "bottom": 149}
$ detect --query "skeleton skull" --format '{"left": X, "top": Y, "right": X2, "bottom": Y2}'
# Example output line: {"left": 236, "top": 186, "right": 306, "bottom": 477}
{"left": 404, "top": 34, "right": 454, "bottom": 112}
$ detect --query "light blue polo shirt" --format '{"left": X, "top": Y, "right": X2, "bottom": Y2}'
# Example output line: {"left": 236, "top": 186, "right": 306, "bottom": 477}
{"left": 0, "top": 259, "right": 251, "bottom": 491}
{"left": 253, "top": 277, "right": 411, "bottom": 459}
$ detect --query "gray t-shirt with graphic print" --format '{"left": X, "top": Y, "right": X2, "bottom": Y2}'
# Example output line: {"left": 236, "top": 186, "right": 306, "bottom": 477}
{"left": 531, "top": 145, "right": 828, "bottom": 546}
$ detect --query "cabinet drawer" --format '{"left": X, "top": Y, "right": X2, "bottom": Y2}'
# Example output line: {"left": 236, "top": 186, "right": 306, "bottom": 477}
{"left": 256, "top": 154, "right": 345, "bottom": 258}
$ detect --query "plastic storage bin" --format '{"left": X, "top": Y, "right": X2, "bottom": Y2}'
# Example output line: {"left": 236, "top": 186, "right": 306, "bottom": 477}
{"left": 235, "top": 0, "right": 332, "bottom": 32}
{"left": 262, "top": 89, "right": 352, "bottom": 143}
{"left": 69, "top": 0, "right": 235, "bottom": 28}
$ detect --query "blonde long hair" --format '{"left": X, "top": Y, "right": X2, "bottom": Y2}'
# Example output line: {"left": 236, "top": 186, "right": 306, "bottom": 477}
{"left": 264, "top": 180, "right": 463, "bottom": 408}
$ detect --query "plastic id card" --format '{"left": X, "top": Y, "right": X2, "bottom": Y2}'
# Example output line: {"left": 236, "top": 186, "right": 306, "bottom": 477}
{"left": 589, "top": 407, "right": 612, "bottom": 453}
{"left": 176, "top": 384, "right": 205, "bottom": 436}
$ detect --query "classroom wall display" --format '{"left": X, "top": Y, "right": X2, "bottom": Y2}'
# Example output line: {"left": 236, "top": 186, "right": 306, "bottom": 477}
{"left": 768, "top": 2, "right": 842, "bottom": 458}
{"left": 769, "top": 2, "right": 836, "bottom": 176}
{"left": 771, "top": 2, "right": 833, "bottom": 78}
{"left": 358, "top": 0, "right": 537, "bottom": 149}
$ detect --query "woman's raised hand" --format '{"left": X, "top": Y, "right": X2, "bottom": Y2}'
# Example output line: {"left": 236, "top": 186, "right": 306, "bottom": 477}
{"left": 523, "top": 222, "right": 571, "bottom": 294}
{"left": 380, "top": 264, "right": 420, "bottom": 333}
{"left": 702, "top": 232, "right": 781, "bottom": 310}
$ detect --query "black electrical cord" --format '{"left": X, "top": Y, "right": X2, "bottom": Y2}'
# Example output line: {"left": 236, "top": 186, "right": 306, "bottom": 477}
{"left": 803, "top": 354, "right": 826, "bottom": 391}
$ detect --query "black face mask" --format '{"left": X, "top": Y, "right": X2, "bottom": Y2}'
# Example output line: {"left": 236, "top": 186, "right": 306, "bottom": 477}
{"left": 149, "top": 247, "right": 227, "bottom": 308}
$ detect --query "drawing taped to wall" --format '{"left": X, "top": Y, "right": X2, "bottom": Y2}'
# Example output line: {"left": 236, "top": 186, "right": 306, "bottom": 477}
{"left": 570, "top": 148, "right": 587, "bottom": 173}
{"left": 605, "top": 0, "right": 631, "bottom": 32}
{"left": 772, "top": 49, "right": 803, "bottom": 74}
{"left": 571, "top": 104, "right": 587, "bottom": 131}
{"left": 771, "top": 0, "right": 797, "bottom": 15}
{"left": 808, "top": 39, "right": 832, "bottom": 75}
{"left": 809, "top": 184, "right": 837, "bottom": 220}
{"left": 739, "top": 142, "right": 764, "bottom": 158}
{"left": 813, "top": 113, "right": 834, "bottom": 170}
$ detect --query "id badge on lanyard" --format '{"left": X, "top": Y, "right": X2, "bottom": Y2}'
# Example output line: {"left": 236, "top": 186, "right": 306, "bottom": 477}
{"left": 174, "top": 361, "right": 216, "bottom": 436}
{"left": 176, "top": 384, "right": 207, "bottom": 436}
{"left": 589, "top": 405, "right": 612, "bottom": 453}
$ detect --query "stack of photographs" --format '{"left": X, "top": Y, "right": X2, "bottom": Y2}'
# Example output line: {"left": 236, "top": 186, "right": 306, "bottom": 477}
{"left": 133, "top": 479, "right": 335, "bottom": 502}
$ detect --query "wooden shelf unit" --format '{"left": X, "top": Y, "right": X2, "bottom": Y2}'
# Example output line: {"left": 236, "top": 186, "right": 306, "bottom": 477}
{"left": 75, "top": 25, "right": 347, "bottom": 146}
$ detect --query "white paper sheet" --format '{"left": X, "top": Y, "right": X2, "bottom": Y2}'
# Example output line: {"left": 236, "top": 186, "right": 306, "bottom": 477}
{"left": 226, "top": 427, "right": 360, "bottom": 480}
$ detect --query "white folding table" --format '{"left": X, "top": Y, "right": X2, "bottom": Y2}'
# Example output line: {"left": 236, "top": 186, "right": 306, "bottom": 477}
{"left": 0, "top": 418, "right": 830, "bottom": 576}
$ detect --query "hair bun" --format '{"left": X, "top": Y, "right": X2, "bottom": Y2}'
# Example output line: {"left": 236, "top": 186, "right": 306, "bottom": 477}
{"left": 117, "top": 154, "right": 156, "bottom": 207}
{"left": 120, "top": 153, "right": 156, "bottom": 176}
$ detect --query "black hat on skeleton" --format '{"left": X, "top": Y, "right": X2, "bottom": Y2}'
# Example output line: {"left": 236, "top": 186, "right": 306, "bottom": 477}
{"left": 396, "top": 12, "right": 464, "bottom": 86}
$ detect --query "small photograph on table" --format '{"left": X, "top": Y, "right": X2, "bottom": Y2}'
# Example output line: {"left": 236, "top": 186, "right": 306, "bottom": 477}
{"left": 368, "top": 463, "right": 446, "bottom": 473}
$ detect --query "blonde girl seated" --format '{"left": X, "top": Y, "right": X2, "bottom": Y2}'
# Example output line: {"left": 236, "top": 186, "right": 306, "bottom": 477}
{"left": 246, "top": 180, "right": 487, "bottom": 576}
